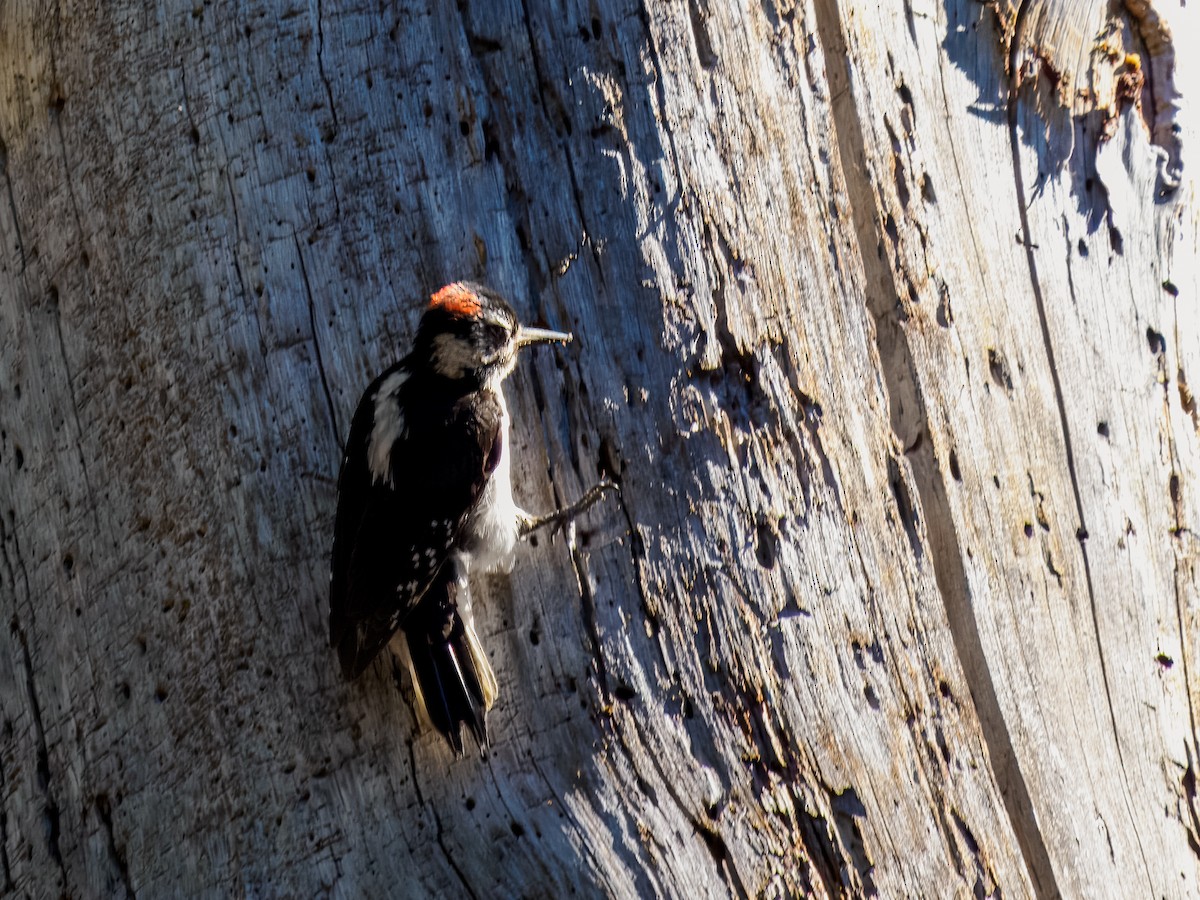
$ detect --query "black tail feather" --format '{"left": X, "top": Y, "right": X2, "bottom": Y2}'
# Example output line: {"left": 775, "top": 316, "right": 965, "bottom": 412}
{"left": 404, "top": 558, "right": 495, "bottom": 757}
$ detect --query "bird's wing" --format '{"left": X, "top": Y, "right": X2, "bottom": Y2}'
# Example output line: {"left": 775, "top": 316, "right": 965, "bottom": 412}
{"left": 329, "top": 369, "right": 502, "bottom": 678}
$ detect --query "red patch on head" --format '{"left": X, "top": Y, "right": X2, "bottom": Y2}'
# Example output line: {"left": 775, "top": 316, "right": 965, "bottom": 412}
{"left": 429, "top": 283, "right": 481, "bottom": 317}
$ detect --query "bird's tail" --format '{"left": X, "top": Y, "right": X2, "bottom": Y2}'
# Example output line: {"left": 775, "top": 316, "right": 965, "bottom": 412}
{"left": 402, "top": 557, "right": 497, "bottom": 757}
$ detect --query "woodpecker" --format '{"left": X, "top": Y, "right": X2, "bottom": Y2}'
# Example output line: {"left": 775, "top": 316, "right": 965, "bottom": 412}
{"left": 330, "top": 281, "right": 612, "bottom": 757}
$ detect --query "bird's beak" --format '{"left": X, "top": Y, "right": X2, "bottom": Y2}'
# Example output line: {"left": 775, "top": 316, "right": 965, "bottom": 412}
{"left": 516, "top": 325, "right": 573, "bottom": 348}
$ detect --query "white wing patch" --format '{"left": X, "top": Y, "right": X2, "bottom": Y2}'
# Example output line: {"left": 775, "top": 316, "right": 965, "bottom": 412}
{"left": 368, "top": 369, "right": 409, "bottom": 485}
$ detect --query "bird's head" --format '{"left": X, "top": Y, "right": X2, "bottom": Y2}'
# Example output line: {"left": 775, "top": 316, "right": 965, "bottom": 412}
{"left": 416, "top": 282, "right": 572, "bottom": 386}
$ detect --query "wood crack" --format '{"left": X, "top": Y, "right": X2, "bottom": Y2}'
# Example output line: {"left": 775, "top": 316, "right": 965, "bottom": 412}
{"left": 526, "top": 753, "right": 609, "bottom": 876}
{"left": 1174, "top": 558, "right": 1200, "bottom": 837}
{"left": 566, "top": 516, "right": 612, "bottom": 700}
{"left": 559, "top": 145, "right": 605, "bottom": 283}
{"left": 1007, "top": 1, "right": 1152, "bottom": 891}
{"left": 178, "top": 68, "right": 202, "bottom": 165}
{"left": 1166, "top": 231, "right": 1200, "bottom": 845}
{"left": 0, "top": 524, "right": 17, "bottom": 893}
{"left": 313, "top": 0, "right": 339, "bottom": 141}
{"left": 630, "top": 708, "right": 751, "bottom": 899}
{"left": 456, "top": 0, "right": 564, "bottom": 298}
{"left": 405, "top": 737, "right": 480, "bottom": 900}
{"left": 46, "top": 286, "right": 99, "bottom": 534}
{"left": 94, "top": 794, "right": 136, "bottom": 898}
{"left": 3, "top": 518, "right": 67, "bottom": 889}
{"left": 45, "top": 36, "right": 101, "bottom": 533}
{"left": 0, "top": 755, "right": 11, "bottom": 893}
{"left": 522, "top": 360, "right": 618, "bottom": 697}
{"left": 16, "top": 624, "right": 65, "bottom": 880}
{"left": 311, "top": 0, "right": 344, "bottom": 226}
{"left": 0, "top": 136, "right": 26, "bottom": 272}
{"left": 600, "top": 709, "right": 690, "bottom": 899}
{"left": 810, "top": 0, "right": 1061, "bottom": 893}
{"left": 636, "top": 7, "right": 686, "bottom": 204}
{"left": 294, "top": 231, "right": 343, "bottom": 456}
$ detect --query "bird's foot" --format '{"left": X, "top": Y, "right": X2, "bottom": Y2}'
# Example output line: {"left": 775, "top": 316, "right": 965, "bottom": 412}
{"left": 518, "top": 480, "right": 619, "bottom": 540}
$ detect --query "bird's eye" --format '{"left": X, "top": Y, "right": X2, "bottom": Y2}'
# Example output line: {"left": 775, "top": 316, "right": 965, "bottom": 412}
{"left": 485, "top": 323, "right": 509, "bottom": 346}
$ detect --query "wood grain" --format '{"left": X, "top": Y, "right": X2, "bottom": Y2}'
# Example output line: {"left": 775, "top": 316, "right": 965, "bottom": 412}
{"left": 0, "top": 0, "right": 1194, "bottom": 896}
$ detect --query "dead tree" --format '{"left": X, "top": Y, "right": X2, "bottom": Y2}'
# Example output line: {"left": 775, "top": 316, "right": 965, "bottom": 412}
{"left": 0, "top": 0, "right": 1195, "bottom": 896}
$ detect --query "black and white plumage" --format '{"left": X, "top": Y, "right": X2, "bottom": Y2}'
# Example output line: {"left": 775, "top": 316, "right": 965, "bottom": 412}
{"left": 329, "top": 282, "right": 573, "bottom": 756}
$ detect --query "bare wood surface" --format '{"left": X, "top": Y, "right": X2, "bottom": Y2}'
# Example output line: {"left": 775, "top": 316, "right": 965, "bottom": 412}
{"left": 0, "top": 1, "right": 1195, "bottom": 897}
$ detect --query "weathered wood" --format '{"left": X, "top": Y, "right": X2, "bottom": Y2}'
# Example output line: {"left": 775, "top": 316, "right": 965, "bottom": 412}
{"left": 825, "top": 2, "right": 1200, "bottom": 895}
{"left": 0, "top": 0, "right": 1194, "bottom": 897}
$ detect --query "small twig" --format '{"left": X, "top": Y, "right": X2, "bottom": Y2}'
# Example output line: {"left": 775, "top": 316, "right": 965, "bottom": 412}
{"left": 519, "top": 480, "right": 619, "bottom": 538}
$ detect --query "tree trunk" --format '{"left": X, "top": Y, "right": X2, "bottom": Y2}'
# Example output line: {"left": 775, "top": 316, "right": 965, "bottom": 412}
{"left": 0, "top": 0, "right": 1196, "bottom": 896}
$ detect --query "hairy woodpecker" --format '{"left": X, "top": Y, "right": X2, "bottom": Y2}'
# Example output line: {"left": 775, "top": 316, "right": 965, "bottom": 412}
{"left": 330, "top": 282, "right": 612, "bottom": 757}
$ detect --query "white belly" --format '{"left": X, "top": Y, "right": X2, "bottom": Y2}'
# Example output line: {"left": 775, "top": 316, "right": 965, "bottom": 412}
{"left": 463, "top": 391, "right": 522, "bottom": 572}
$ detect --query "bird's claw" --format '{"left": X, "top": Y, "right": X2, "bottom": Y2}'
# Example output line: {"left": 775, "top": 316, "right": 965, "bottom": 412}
{"left": 519, "top": 479, "right": 619, "bottom": 540}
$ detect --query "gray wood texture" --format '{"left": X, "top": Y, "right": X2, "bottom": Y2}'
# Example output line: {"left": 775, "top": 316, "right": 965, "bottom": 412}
{"left": 0, "top": 0, "right": 1195, "bottom": 896}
